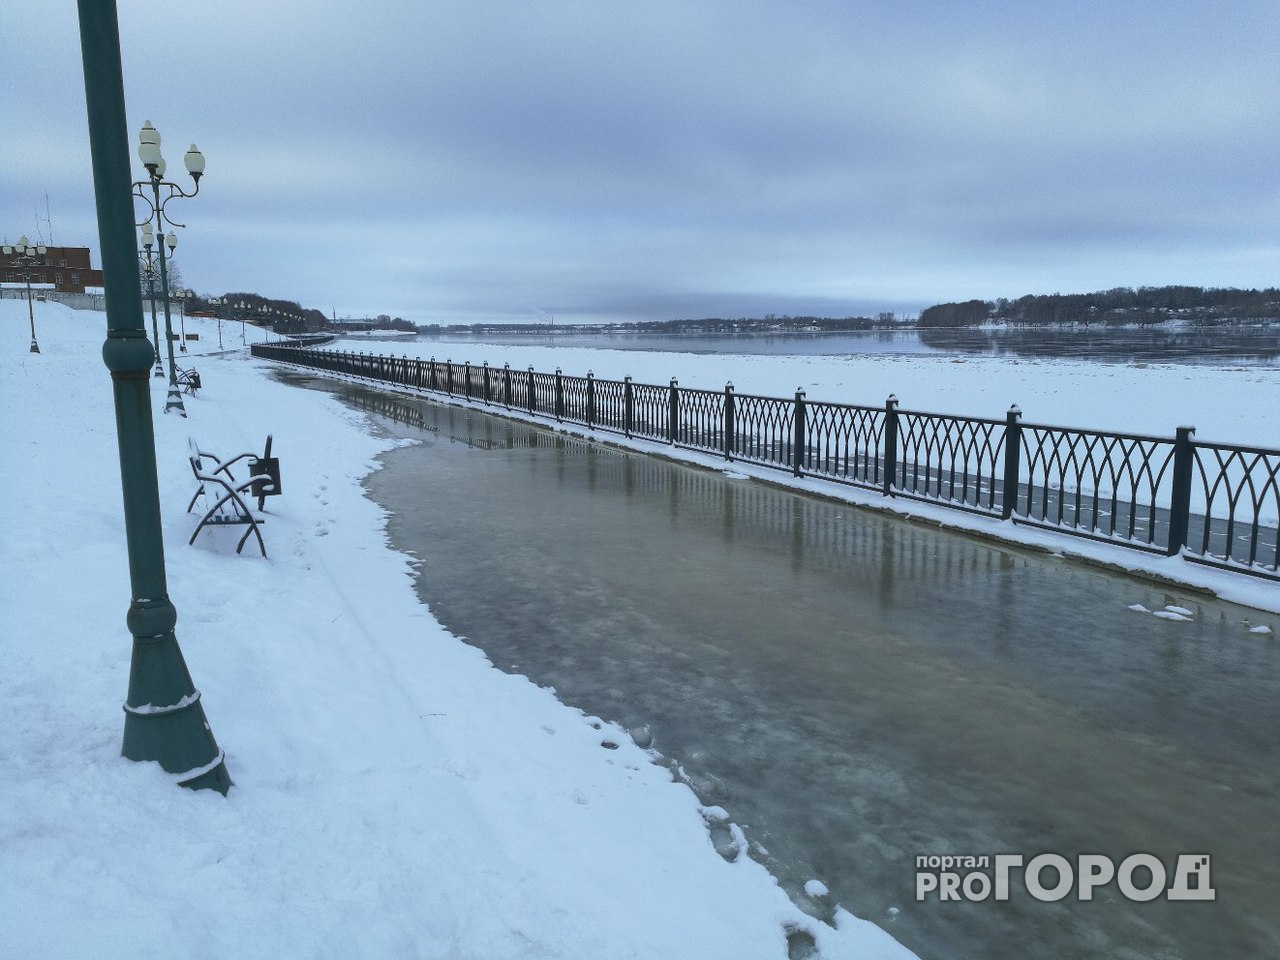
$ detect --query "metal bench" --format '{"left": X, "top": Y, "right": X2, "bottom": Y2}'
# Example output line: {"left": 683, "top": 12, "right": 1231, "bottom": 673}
{"left": 175, "top": 366, "right": 202, "bottom": 395}
{"left": 186, "top": 436, "right": 282, "bottom": 556}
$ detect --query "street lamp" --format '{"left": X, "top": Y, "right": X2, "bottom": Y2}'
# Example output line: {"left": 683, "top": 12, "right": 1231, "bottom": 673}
{"left": 2, "top": 235, "right": 48, "bottom": 353}
{"left": 209, "top": 297, "right": 225, "bottom": 349}
{"left": 138, "top": 222, "right": 165, "bottom": 377}
{"left": 177, "top": 288, "right": 193, "bottom": 352}
{"left": 132, "top": 120, "right": 204, "bottom": 417}
{"left": 76, "top": 0, "right": 230, "bottom": 794}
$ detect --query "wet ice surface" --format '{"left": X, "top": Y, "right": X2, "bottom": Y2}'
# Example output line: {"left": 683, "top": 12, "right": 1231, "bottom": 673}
{"left": 293, "top": 375, "right": 1280, "bottom": 960}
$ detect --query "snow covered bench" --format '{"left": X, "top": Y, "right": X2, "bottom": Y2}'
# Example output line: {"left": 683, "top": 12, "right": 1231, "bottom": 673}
{"left": 175, "top": 366, "right": 202, "bottom": 396}
{"left": 186, "top": 436, "right": 282, "bottom": 556}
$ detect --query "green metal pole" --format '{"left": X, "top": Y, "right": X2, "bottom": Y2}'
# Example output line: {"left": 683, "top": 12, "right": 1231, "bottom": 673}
{"left": 77, "top": 0, "right": 231, "bottom": 794}
{"left": 26, "top": 274, "right": 41, "bottom": 353}
{"left": 153, "top": 208, "right": 186, "bottom": 416}
{"left": 144, "top": 249, "right": 163, "bottom": 376}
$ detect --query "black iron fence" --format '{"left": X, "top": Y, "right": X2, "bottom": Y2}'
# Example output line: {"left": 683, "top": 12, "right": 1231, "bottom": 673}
{"left": 253, "top": 342, "right": 1280, "bottom": 581}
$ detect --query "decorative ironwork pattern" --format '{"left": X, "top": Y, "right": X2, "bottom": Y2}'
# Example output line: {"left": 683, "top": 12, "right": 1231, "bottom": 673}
{"left": 895, "top": 410, "right": 1005, "bottom": 513}
{"left": 527, "top": 371, "right": 556, "bottom": 415}
{"left": 1015, "top": 424, "right": 1175, "bottom": 548}
{"left": 731, "top": 393, "right": 795, "bottom": 468}
{"left": 678, "top": 387, "right": 725, "bottom": 451}
{"left": 802, "top": 401, "right": 885, "bottom": 488}
{"left": 508, "top": 368, "right": 532, "bottom": 411}
{"left": 630, "top": 382, "right": 671, "bottom": 441}
{"left": 1190, "top": 442, "right": 1280, "bottom": 573}
{"left": 594, "top": 377, "right": 628, "bottom": 433}
{"left": 250, "top": 342, "right": 1280, "bottom": 580}
{"left": 561, "top": 374, "right": 591, "bottom": 423}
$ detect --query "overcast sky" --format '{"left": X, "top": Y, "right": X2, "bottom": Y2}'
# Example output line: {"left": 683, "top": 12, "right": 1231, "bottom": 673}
{"left": 4, "top": 0, "right": 1277, "bottom": 324}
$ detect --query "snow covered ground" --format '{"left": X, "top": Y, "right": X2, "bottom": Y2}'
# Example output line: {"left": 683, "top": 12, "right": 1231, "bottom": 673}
{"left": 0, "top": 301, "right": 915, "bottom": 960}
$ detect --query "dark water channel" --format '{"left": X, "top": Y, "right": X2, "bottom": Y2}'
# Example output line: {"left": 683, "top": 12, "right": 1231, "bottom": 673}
{"left": 285, "top": 372, "right": 1279, "bottom": 960}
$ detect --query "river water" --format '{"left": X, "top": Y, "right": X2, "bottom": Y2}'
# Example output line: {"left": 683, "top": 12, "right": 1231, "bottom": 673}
{"left": 395, "top": 325, "right": 1280, "bottom": 366}
{"left": 280, "top": 371, "right": 1278, "bottom": 960}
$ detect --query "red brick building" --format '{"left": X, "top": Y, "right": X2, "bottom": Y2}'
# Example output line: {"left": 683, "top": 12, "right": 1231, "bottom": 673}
{"left": 2, "top": 245, "right": 104, "bottom": 294}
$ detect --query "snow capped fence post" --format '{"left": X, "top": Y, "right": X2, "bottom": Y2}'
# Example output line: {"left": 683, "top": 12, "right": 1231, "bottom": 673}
{"left": 1001, "top": 405, "right": 1023, "bottom": 519}
{"left": 503, "top": 363, "right": 513, "bottom": 408}
{"left": 1167, "top": 426, "right": 1196, "bottom": 556}
{"left": 668, "top": 378, "right": 680, "bottom": 444}
{"left": 883, "top": 395, "right": 900, "bottom": 496}
{"left": 482, "top": 362, "right": 491, "bottom": 404}
{"left": 445, "top": 360, "right": 454, "bottom": 395}
{"left": 586, "top": 370, "right": 596, "bottom": 427}
{"left": 528, "top": 366, "right": 537, "bottom": 414}
{"left": 624, "top": 376, "right": 635, "bottom": 437}
{"left": 724, "top": 382, "right": 736, "bottom": 461}
{"left": 793, "top": 389, "right": 807, "bottom": 476}
{"left": 555, "top": 368, "right": 565, "bottom": 421}
{"left": 464, "top": 362, "right": 473, "bottom": 400}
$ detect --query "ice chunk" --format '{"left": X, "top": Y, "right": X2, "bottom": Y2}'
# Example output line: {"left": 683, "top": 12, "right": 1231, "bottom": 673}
{"left": 804, "top": 879, "right": 829, "bottom": 899}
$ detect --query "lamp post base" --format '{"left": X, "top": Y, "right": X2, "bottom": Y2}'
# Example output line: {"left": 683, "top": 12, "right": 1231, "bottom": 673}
{"left": 30, "top": 339, "right": 40, "bottom": 353}
{"left": 164, "top": 385, "right": 187, "bottom": 417}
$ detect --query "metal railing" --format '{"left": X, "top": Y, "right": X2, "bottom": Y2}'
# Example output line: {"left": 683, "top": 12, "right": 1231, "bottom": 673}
{"left": 252, "top": 342, "right": 1280, "bottom": 580}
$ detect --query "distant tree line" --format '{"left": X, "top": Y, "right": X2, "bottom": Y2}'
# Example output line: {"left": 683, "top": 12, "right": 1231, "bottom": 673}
{"left": 919, "top": 286, "right": 1280, "bottom": 328}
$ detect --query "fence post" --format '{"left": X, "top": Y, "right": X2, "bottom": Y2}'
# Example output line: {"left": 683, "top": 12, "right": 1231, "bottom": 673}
{"left": 445, "top": 359, "right": 453, "bottom": 395}
{"left": 624, "top": 376, "right": 634, "bottom": 437}
{"left": 1001, "top": 404, "right": 1022, "bottom": 519}
{"left": 586, "top": 370, "right": 596, "bottom": 428}
{"left": 668, "top": 378, "right": 679, "bottom": 444}
{"left": 882, "top": 394, "right": 899, "bottom": 496}
{"left": 528, "top": 366, "right": 536, "bottom": 414}
{"left": 793, "top": 388, "right": 806, "bottom": 477}
{"left": 724, "top": 382, "right": 735, "bottom": 461}
{"left": 464, "top": 361, "right": 472, "bottom": 400}
{"left": 504, "top": 363, "right": 512, "bottom": 408}
{"left": 1167, "top": 425, "right": 1196, "bottom": 556}
{"left": 555, "top": 368, "right": 564, "bottom": 421}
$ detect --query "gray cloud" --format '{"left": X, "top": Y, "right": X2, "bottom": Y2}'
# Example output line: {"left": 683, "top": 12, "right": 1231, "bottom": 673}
{"left": 3, "top": 0, "right": 1276, "bottom": 323}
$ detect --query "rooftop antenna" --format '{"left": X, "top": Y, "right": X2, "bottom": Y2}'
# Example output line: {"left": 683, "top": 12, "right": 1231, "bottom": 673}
{"left": 45, "top": 193, "right": 54, "bottom": 246}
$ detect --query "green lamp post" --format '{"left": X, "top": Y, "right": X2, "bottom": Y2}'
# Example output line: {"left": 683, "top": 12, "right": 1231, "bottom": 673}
{"left": 2, "top": 235, "right": 48, "bottom": 353}
{"left": 132, "top": 120, "right": 203, "bottom": 417}
{"left": 138, "top": 222, "right": 166, "bottom": 377}
{"left": 77, "top": 0, "right": 231, "bottom": 794}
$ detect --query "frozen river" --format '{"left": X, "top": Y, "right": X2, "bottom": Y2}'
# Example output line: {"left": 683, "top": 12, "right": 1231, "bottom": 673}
{"left": 283, "top": 371, "right": 1279, "bottom": 960}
